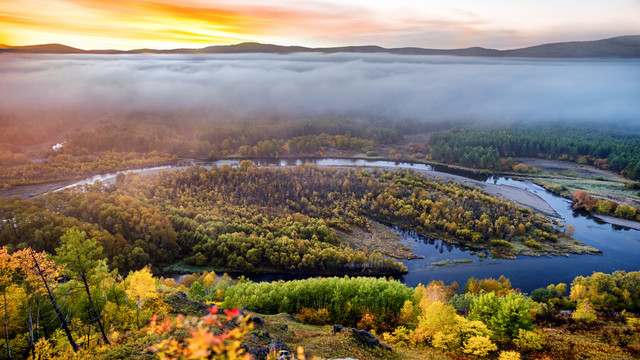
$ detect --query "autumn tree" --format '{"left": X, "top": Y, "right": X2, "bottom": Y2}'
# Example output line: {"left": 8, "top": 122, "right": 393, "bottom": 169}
{"left": 29, "top": 249, "right": 79, "bottom": 352}
{"left": 12, "top": 248, "right": 62, "bottom": 351}
{"left": 125, "top": 266, "right": 157, "bottom": 330}
{"left": 0, "top": 247, "right": 14, "bottom": 359}
{"left": 55, "top": 228, "right": 110, "bottom": 345}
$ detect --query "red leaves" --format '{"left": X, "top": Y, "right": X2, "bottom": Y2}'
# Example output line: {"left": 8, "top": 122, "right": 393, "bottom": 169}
{"left": 224, "top": 308, "right": 241, "bottom": 318}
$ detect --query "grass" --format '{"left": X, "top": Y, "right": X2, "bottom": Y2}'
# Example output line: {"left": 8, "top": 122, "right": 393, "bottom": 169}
{"left": 431, "top": 259, "right": 474, "bottom": 266}
{"left": 249, "top": 313, "right": 450, "bottom": 360}
{"left": 339, "top": 221, "right": 420, "bottom": 260}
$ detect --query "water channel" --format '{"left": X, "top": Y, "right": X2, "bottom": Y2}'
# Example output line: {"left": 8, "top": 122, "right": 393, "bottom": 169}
{"left": 55, "top": 158, "right": 640, "bottom": 293}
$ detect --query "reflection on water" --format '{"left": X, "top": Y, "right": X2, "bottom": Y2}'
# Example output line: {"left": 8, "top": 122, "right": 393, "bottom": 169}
{"left": 61, "top": 158, "right": 640, "bottom": 293}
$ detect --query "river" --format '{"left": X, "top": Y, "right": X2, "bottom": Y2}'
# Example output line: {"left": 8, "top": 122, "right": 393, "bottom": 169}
{"left": 54, "top": 158, "right": 640, "bottom": 293}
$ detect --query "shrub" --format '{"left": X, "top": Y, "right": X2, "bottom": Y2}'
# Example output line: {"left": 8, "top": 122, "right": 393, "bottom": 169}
{"left": 469, "top": 292, "right": 533, "bottom": 340}
{"left": 413, "top": 301, "right": 492, "bottom": 351}
{"left": 513, "top": 329, "right": 545, "bottom": 352}
{"left": 490, "top": 240, "right": 514, "bottom": 248}
{"left": 382, "top": 326, "right": 413, "bottom": 346}
{"left": 525, "top": 239, "right": 542, "bottom": 249}
{"left": 462, "top": 335, "right": 497, "bottom": 358}
{"left": 294, "top": 307, "right": 331, "bottom": 325}
{"left": 357, "top": 312, "right": 377, "bottom": 331}
{"left": 573, "top": 300, "right": 597, "bottom": 323}
{"left": 498, "top": 350, "right": 522, "bottom": 360}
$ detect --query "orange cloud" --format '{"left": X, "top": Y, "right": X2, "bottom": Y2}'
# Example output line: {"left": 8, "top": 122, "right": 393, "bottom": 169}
{"left": 1, "top": 0, "right": 377, "bottom": 48}
{"left": 0, "top": 0, "right": 548, "bottom": 50}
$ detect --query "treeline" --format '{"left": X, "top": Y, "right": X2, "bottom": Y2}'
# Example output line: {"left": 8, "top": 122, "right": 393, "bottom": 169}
{"left": 0, "top": 191, "right": 178, "bottom": 272}
{"left": 1, "top": 163, "right": 585, "bottom": 277}
{"left": 222, "top": 277, "right": 413, "bottom": 329}
{"left": 0, "top": 151, "right": 175, "bottom": 188}
{"left": 573, "top": 190, "right": 640, "bottom": 221}
{"left": 121, "top": 163, "right": 578, "bottom": 264}
{"left": 67, "top": 119, "right": 402, "bottom": 158}
{"left": 429, "top": 127, "right": 640, "bottom": 178}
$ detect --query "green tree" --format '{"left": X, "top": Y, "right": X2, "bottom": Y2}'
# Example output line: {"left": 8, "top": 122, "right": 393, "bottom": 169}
{"left": 55, "top": 228, "right": 110, "bottom": 345}
{"left": 469, "top": 292, "right": 533, "bottom": 340}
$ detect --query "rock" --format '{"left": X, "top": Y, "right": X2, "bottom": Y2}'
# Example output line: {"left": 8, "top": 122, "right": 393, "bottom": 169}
{"left": 242, "top": 344, "right": 269, "bottom": 360}
{"left": 332, "top": 324, "right": 343, "bottom": 334}
{"left": 256, "top": 330, "right": 272, "bottom": 341}
{"left": 268, "top": 340, "right": 290, "bottom": 353}
{"left": 249, "top": 316, "right": 265, "bottom": 326}
{"left": 348, "top": 328, "right": 391, "bottom": 351}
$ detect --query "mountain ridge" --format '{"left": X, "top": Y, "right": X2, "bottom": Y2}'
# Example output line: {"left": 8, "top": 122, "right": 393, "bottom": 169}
{"left": 1, "top": 35, "right": 639, "bottom": 58}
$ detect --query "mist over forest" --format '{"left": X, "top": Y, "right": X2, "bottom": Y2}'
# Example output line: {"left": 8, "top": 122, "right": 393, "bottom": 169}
{"left": 1, "top": 53, "right": 640, "bottom": 130}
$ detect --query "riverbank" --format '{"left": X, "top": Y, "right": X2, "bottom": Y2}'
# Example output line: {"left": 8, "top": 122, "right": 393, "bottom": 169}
{"left": 591, "top": 213, "right": 640, "bottom": 231}
{"left": 6, "top": 154, "right": 639, "bottom": 232}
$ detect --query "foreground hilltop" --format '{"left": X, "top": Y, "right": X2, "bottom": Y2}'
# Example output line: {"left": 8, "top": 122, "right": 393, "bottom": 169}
{"left": 2, "top": 35, "right": 640, "bottom": 58}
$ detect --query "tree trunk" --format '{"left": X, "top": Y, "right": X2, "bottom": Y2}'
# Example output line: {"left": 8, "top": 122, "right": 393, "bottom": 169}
{"left": 35, "top": 295, "right": 41, "bottom": 342}
{"left": 81, "top": 273, "right": 110, "bottom": 345}
{"left": 3, "top": 289, "right": 12, "bottom": 360}
{"left": 27, "top": 287, "right": 35, "bottom": 352}
{"left": 31, "top": 254, "right": 79, "bottom": 352}
{"left": 136, "top": 300, "right": 140, "bottom": 331}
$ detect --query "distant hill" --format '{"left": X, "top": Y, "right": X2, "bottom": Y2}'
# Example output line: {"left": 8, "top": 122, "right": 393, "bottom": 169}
{"left": 0, "top": 43, "right": 86, "bottom": 53}
{"left": 2, "top": 35, "right": 639, "bottom": 58}
{"left": 501, "top": 35, "right": 640, "bottom": 58}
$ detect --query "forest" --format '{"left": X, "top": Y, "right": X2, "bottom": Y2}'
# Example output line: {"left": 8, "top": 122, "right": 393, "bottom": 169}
{"left": 0, "top": 163, "right": 593, "bottom": 278}
{"left": 428, "top": 127, "right": 640, "bottom": 179}
{"left": 1, "top": 117, "right": 639, "bottom": 359}
{"left": 1, "top": 237, "right": 639, "bottom": 360}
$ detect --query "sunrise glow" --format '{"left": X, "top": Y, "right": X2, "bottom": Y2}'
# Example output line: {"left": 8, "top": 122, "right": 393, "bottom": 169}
{"left": 1, "top": 0, "right": 639, "bottom": 50}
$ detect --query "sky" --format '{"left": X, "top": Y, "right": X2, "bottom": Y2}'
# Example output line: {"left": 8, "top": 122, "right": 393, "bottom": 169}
{"left": 1, "top": 0, "right": 639, "bottom": 50}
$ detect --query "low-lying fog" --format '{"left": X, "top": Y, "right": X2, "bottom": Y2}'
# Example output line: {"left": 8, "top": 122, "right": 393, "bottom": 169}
{"left": 1, "top": 53, "right": 639, "bottom": 125}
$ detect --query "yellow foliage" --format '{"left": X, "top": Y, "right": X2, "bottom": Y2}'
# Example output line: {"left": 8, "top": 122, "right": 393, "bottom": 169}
{"left": 498, "top": 350, "right": 522, "bottom": 360}
{"left": 294, "top": 307, "right": 331, "bottom": 325}
{"left": 513, "top": 329, "right": 545, "bottom": 352}
{"left": 462, "top": 335, "right": 497, "bottom": 358}
{"left": 125, "top": 265, "right": 157, "bottom": 309}
{"left": 570, "top": 284, "right": 587, "bottom": 301}
{"left": 382, "top": 326, "right": 412, "bottom": 346}
{"left": 432, "top": 331, "right": 458, "bottom": 351}
{"left": 399, "top": 300, "right": 418, "bottom": 327}
{"left": 573, "top": 299, "right": 597, "bottom": 323}
{"left": 413, "top": 301, "right": 492, "bottom": 351}
{"left": 28, "top": 339, "right": 55, "bottom": 360}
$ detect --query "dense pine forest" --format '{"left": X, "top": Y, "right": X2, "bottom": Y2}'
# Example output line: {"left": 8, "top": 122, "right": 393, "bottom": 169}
{"left": 429, "top": 127, "right": 640, "bottom": 179}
